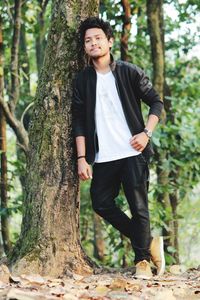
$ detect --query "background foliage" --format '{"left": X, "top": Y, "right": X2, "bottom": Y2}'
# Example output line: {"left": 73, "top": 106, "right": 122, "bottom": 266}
{"left": 0, "top": 0, "right": 200, "bottom": 267}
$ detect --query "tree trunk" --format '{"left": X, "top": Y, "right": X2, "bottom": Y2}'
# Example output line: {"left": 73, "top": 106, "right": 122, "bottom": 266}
{"left": 10, "top": 0, "right": 22, "bottom": 112}
{"left": 147, "top": 0, "right": 164, "bottom": 100}
{"left": 165, "top": 83, "right": 180, "bottom": 263}
{"left": 35, "top": 0, "right": 49, "bottom": 74}
{"left": 0, "top": 17, "right": 12, "bottom": 255}
{"left": 17, "top": 5, "right": 32, "bottom": 194}
{"left": 119, "top": 1, "right": 132, "bottom": 267}
{"left": 169, "top": 192, "right": 179, "bottom": 263}
{"left": 20, "top": 22, "right": 30, "bottom": 98}
{"left": 136, "top": 6, "right": 142, "bottom": 37}
{"left": 93, "top": 213, "right": 105, "bottom": 262}
{"left": 0, "top": 111, "right": 11, "bottom": 255}
{"left": 147, "top": 0, "right": 172, "bottom": 251}
{"left": 120, "top": 0, "right": 131, "bottom": 61}
{"left": 147, "top": 1, "right": 180, "bottom": 261}
{"left": 120, "top": 233, "right": 127, "bottom": 268}
{"left": 9, "top": 0, "right": 99, "bottom": 277}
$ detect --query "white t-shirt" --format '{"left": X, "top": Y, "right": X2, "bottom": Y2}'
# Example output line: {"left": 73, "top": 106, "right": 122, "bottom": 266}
{"left": 94, "top": 70, "right": 140, "bottom": 163}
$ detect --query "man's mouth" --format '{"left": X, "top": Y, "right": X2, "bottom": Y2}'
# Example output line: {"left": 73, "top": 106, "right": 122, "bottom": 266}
{"left": 91, "top": 47, "right": 100, "bottom": 51}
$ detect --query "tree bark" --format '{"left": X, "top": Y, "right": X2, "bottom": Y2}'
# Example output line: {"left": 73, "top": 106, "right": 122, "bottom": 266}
{"left": 147, "top": 1, "right": 180, "bottom": 262}
{"left": 147, "top": 0, "right": 164, "bottom": 99}
{"left": 169, "top": 191, "right": 179, "bottom": 263}
{"left": 20, "top": 22, "right": 30, "bottom": 97}
{"left": 165, "top": 83, "right": 180, "bottom": 263}
{"left": 120, "top": 233, "right": 128, "bottom": 267}
{"left": 35, "top": 0, "right": 49, "bottom": 74}
{"left": 93, "top": 213, "right": 105, "bottom": 262}
{"left": 0, "top": 111, "right": 11, "bottom": 255}
{"left": 16, "top": 4, "right": 32, "bottom": 193}
{"left": 0, "top": 16, "right": 12, "bottom": 255}
{"left": 120, "top": 0, "right": 131, "bottom": 61}
{"left": 136, "top": 6, "right": 142, "bottom": 37}
{"left": 9, "top": 0, "right": 99, "bottom": 277}
{"left": 10, "top": 0, "right": 22, "bottom": 112}
{"left": 147, "top": 0, "right": 172, "bottom": 250}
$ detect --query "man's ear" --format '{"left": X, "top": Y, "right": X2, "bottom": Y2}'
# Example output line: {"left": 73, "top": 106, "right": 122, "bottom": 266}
{"left": 108, "top": 37, "right": 114, "bottom": 48}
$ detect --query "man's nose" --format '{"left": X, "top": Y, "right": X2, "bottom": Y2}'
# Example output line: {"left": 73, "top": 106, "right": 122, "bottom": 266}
{"left": 91, "top": 39, "right": 97, "bottom": 46}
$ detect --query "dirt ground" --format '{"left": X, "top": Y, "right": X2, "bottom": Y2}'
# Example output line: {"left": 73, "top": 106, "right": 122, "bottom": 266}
{"left": 0, "top": 264, "right": 200, "bottom": 300}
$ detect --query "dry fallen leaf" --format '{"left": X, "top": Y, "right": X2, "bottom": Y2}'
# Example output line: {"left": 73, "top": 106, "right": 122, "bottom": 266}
{"left": 20, "top": 274, "right": 47, "bottom": 285}
{"left": 76, "top": 290, "right": 91, "bottom": 299}
{"left": 0, "top": 264, "right": 10, "bottom": 283}
{"left": 95, "top": 285, "right": 111, "bottom": 295}
{"left": 151, "top": 289, "right": 176, "bottom": 300}
{"left": 47, "top": 278, "right": 65, "bottom": 288}
{"left": 173, "top": 286, "right": 190, "bottom": 297}
{"left": 109, "top": 277, "right": 127, "bottom": 290}
{"left": 6, "top": 287, "right": 57, "bottom": 300}
{"left": 125, "top": 281, "right": 142, "bottom": 293}
{"left": 63, "top": 293, "right": 78, "bottom": 300}
{"left": 107, "top": 290, "right": 138, "bottom": 299}
{"left": 72, "top": 273, "right": 85, "bottom": 281}
{"left": 9, "top": 275, "right": 21, "bottom": 284}
{"left": 95, "top": 278, "right": 113, "bottom": 286}
{"left": 0, "top": 279, "right": 9, "bottom": 289}
{"left": 147, "top": 281, "right": 160, "bottom": 288}
{"left": 49, "top": 286, "right": 66, "bottom": 296}
{"left": 169, "top": 265, "right": 187, "bottom": 275}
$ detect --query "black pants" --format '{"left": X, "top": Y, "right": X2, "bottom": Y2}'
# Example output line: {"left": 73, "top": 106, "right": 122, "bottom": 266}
{"left": 90, "top": 154, "right": 151, "bottom": 264}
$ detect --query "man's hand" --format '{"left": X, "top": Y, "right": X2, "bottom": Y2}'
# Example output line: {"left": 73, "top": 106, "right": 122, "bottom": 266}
{"left": 78, "top": 158, "right": 93, "bottom": 181}
{"left": 130, "top": 132, "right": 149, "bottom": 152}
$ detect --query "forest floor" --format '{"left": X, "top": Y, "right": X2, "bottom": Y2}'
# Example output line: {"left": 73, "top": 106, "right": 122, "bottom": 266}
{"left": 0, "top": 264, "right": 200, "bottom": 300}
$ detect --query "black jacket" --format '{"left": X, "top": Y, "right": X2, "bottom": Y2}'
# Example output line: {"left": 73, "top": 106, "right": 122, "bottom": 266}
{"left": 72, "top": 57, "right": 163, "bottom": 165}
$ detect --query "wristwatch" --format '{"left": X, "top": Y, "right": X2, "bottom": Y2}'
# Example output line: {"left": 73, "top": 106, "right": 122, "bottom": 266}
{"left": 143, "top": 128, "right": 152, "bottom": 138}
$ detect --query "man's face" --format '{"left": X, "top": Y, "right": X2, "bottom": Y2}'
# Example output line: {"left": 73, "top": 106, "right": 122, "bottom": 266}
{"left": 84, "top": 28, "right": 113, "bottom": 59}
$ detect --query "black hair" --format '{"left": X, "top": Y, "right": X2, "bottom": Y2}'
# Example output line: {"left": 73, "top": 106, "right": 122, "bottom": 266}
{"left": 78, "top": 17, "right": 114, "bottom": 54}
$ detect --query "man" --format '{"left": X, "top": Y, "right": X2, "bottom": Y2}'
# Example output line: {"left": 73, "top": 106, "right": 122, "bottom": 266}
{"left": 72, "top": 17, "right": 165, "bottom": 279}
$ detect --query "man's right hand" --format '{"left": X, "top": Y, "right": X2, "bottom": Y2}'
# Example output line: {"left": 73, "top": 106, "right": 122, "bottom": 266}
{"left": 78, "top": 158, "right": 93, "bottom": 181}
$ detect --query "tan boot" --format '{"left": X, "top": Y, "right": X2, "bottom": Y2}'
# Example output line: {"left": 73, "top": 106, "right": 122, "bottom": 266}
{"left": 134, "top": 260, "right": 153, "bottom": 280}
{"left": 150, "top": 236, "right": 165, "bottom": 276}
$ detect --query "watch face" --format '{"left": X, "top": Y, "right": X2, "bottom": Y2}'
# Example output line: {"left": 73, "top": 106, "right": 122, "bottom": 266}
{"left": 148, "top": 131, "right": 152, "bottom": 138}
{"left": 144, "top": 128, "right": 152, "bottom": 138}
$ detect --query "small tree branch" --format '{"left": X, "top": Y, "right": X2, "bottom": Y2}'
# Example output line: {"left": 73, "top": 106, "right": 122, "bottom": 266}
{"left": 42, "top": 0, "right": 49, "bottom": 11}
{"left": 16, "top": 141, "right": 28, "bottom": 153}
{"left": 5, "top": 0, "right": 14, "bottom": 25}
{"left": 20, "top": 101, "right": 35, "bottom": 124}
{"left": 0, "top": 97, "right": 29, "bottom": 154}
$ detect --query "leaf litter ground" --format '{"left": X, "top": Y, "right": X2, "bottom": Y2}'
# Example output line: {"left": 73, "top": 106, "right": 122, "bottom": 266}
{"left": 0, "top": 264, "right": 200, "bottom": 299}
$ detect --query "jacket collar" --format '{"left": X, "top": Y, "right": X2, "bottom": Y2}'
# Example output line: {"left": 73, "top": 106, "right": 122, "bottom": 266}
{"left": 88, "top": 53, "right": 116, "bottom": 71}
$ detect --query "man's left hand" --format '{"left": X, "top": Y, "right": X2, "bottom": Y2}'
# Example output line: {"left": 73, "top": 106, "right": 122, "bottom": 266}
{"left": 130, "top": 132, "right": 149, "bottom": 152}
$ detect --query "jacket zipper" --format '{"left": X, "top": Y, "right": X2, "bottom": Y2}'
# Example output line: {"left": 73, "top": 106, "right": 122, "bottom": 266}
{"left": 92, "top": 128, "right": 97, "bottom": 166}
{"left": 112, "top": 70, "right": 134, "bottom": 136}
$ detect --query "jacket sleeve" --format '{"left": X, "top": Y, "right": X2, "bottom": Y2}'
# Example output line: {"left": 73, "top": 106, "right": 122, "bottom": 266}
{"left": 134, "top": 66, "right": 164, "bottom": 119}
{"left": 72, "top": 75, "right": 86, "bottom": 137}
